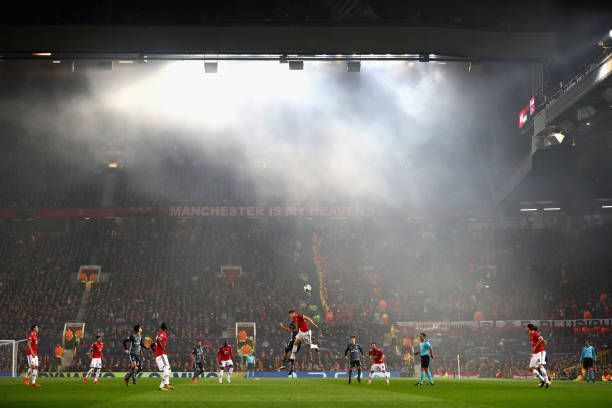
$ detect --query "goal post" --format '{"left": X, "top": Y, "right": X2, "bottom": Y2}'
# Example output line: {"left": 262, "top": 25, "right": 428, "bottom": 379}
{"left": 0, "top": 339, "right": 25, "bottom": 378}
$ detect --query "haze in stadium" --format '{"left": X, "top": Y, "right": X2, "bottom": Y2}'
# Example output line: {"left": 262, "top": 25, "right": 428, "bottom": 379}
{"left": 0, "top": 1, "right": 611, "bottom": 408}
{"left": 5, "top": 58, "right": 521, "bottom": 210}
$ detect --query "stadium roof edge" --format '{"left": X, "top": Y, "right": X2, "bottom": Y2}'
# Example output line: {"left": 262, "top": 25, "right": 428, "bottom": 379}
{"left": 0, "top": 25, "right": 556, "bottom": 61}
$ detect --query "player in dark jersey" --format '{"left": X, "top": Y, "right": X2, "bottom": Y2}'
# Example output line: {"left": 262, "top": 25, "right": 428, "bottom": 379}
{"left": 123, "top": 325, "right": 149, "bottom": 386}
{"left": 278, "top": 321, "right": 301, "bottom": 374}
{"left": 344, "top": 335, "right": 364, "bottom": 384}
{"left": 191, "top": 340, "right": 205, "bottom": 383}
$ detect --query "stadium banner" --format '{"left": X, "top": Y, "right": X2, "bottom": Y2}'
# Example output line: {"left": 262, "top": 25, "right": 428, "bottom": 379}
{"left": 253, "top": 371, "right": 401, "bottom": 379}
{"left": 512, "top": 370, "right": 536, "bottom": 380}
{"left": 398, "top": 318, "right": 612, "bottom": 329}
{"left": 0, "top": 206, "right": 377, "bottom": 218}
{"left": 34, "top": 371, "right": 244, "bottom": 379}
{"left": 30, "top": 371, "right": 398, "bottom": 379}
{"left": 167, "top": 205, "right": 376, "bottom": 218}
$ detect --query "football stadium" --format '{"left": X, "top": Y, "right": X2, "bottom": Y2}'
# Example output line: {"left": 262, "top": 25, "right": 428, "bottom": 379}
{"left": 0, "top": 1, "right": 611, "bottom": 407}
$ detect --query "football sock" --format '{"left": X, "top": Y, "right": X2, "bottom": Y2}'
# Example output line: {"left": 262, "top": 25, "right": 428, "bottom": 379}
{"left": 357, "top": 368, "right": 362, "bottom": 380}
{"left": 26, "top": 368, "right": 32, "bottom": 379}
{"left": 164, "top": 367, "right": 171, "bottom": 385}
{"left": 539, "top": 367, "right": 549, "bottom": 382}
{"left": 290, "top": 344, "right": 298, "bottom": 360}
{"left": 94, "top": 369, "right": 101, "bottom": 381}
{"left": 348, "top": 369, "right": 352, "bottom": 383}
{"left": 426, "top": 371, "right": 433, "bottom": 384}
{"left": 159, "top": 367, "right": 169, "bottom": 388}
{"left": 32, "top": 369, "right": 37, "bottom": 384}
{"left": 86, "top": 368, "right": 94, "bottom": 378}
{"left": 219, "top": 369, "right": 224, "bottom": 381}
{"left": 228, "top": 367, "right": 233, "bottom": 381}
{"left": 420, "top": 371, "right": 425, "bottom": 383}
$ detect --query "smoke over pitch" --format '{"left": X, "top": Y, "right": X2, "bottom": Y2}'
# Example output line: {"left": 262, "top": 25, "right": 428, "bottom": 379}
{"left": 1, "top": 60, "right": 527, "bottom": 210}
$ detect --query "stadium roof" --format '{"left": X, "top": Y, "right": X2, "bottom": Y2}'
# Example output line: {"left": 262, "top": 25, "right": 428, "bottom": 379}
{"left": 499, "top": 52, "right": 612, "bottom": 213}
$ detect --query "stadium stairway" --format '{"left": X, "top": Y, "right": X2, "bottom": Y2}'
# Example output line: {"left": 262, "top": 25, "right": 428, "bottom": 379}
{"left": 62, "top": 251, "right": 100, "bottom": 370}
{"left": 59, "top": 350, "right": 75, "bottom": 372}
{"left": 75, "top": 289, "right": 91, "bottom": 323}
{"left": 302, "top": 232, "right": 324, "bottom": 322}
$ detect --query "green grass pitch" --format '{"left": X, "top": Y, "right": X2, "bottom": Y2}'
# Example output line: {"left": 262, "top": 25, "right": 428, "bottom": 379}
{"left": 0, "top": 377, "right": 609, "bottom": 407}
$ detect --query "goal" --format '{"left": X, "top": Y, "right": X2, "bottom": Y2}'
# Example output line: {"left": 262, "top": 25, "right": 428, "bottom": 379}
{"left": 0, "top": 340, "right": 19, "bottom": 378}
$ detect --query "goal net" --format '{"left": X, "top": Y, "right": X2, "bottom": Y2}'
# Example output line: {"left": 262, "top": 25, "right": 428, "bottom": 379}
{"left": 0, "top": 340, "right": 18, "bottom": 378}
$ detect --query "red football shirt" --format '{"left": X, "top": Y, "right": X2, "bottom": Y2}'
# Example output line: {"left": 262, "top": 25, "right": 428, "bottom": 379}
{"left": 26, "top": 331, "right": 38, "bottom": 356}
{"left": 154, "top": 330, "right": 167, "bottom": 357}
{"left": 369, "top": 348, "right": 384, "bottom": 364}
{"left": 91, "top": 342, "right": 104, "bottom": 358}
{"left": 293, "top": 313, "right": 309, "bottom": 332}
{"left": 217, "top": 345, "right": 233, "bottom": 361}
{"left": 529, "top": 331, "right": 545, "bottom": 353}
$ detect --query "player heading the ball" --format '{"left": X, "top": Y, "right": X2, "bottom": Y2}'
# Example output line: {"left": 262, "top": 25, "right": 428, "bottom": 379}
{"left": 287, "top": 310, "right": 319, "bottom": 365}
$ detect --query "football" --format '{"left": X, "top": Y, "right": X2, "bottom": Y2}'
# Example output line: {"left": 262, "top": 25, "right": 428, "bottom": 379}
{"left": 304, "top": 284, "right": 312, "bottom": 294}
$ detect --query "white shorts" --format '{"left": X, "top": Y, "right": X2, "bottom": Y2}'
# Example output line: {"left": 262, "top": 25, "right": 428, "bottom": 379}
{"left": 296, "top": 330, "right": 312, "bottom": 344}
{"left": 529, "top": 351, "right": 547, "bottom": 368}
{"left": 156, "top": 354, "right": 170, "bottom": 371}
{"left": 370, "top": 363, "right": 386, "bottom": 372}
{"left": 90, "top": 358, "right": 102, "bottom": 369}
{"left": 27, "top": 355, "right": 39, "bottom": 368}
{"left": 219, "top": 359, "right": 233, "bottom": 368}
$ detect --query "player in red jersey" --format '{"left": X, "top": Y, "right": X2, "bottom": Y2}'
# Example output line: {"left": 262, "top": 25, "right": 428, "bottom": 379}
{"left": 84, "top": 335, "right": 104, "bottom": 384}
{"left": 25, "top": 324, "right": 41, "bottom": 387}
{"left": 367, "top": 342, "right": 390, "bottom": 385}
{"left": 153, "top": 323, "right": 174, "bottom": 391}
{"left": 217, "top": 341, "right": 234, "bottom": 384}
{"left": 287, "top": 310, "right": 319, "bottom": 363}
{"left": 527, "top": 323, "right": 550, "bottom": 388}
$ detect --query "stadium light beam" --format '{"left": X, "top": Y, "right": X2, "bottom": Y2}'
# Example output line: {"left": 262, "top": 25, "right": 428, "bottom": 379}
{"left": 543, "top": 207, "right": 561, "bottom": 211}
{"left": 520, "top": 208, "right": 538, "bottom": 212}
